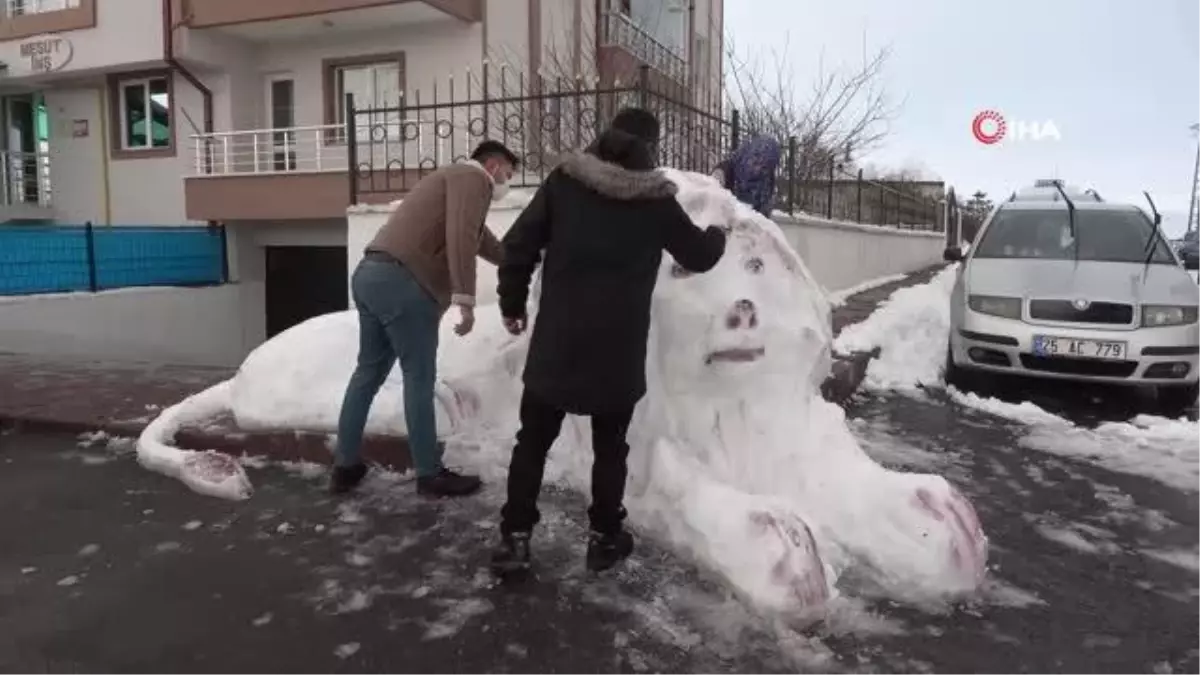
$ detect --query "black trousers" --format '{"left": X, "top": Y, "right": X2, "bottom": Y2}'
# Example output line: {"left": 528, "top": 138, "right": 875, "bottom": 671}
{"left": 500, "top": 388, "right": 635, "bottom": 536}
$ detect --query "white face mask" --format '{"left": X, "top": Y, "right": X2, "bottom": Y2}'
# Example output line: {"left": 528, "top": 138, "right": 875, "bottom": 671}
{"left": 492, "top": 181, "right": 510, "bottom": 201}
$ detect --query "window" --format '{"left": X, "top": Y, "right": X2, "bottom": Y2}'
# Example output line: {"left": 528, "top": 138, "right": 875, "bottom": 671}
{"left": 974, "top": 208, "right": 1175, "bottom": 264}
{"left": 269, "top": 78, "right": 296, "bottom": 170}
{"left": 8, "top": 0, "right": 81, "bottom": 16}
{"left": 119, "top": 76, "right": 171, "bottom": 151}
{"left": 331, "top": 60, "right": 402, "bottom": 143}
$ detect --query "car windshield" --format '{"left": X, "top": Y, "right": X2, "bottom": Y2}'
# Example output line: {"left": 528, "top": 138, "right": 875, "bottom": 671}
{"left": 973, "top": 208, "right": 1175, "bottom": 264}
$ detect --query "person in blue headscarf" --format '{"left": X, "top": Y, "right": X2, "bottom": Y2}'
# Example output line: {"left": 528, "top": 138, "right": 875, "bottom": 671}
{"left": 721, "top": 136, "right": 782, "bottom": 217}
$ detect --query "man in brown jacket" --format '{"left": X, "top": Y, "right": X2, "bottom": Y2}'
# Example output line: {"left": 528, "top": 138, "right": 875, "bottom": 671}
{"left": 331, "top": 140, "right": 518, "bottom": 497}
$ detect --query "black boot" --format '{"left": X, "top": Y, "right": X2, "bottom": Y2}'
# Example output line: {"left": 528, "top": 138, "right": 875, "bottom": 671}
{"left": 490, "top": 532, "right": 533, "bottom": 580}
{"left": 417, "top": 468, "right": 483, "bottom": 498}
{"left": 586, "top": 529, "right": 634, "bottom": 572}
{"left": 329, "top": 463, "right": 368, "bottom": 495}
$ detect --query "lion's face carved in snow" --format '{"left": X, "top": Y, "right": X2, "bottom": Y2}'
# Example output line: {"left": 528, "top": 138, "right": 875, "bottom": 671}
{"left": 649, "top": 178, "right": 833, "bottom": 399}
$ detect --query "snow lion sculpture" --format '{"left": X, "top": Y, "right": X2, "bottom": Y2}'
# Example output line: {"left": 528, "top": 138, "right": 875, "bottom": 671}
{"left": 138, "top": 169, "right": 987, "bottom": 615}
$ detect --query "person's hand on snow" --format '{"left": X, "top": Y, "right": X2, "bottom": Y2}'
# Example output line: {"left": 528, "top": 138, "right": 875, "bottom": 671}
{"left": 454, "top": 304, "right": 475, "bottom": 336}
{"left": 503, "top": 314, "right": 527, "bottom": 336}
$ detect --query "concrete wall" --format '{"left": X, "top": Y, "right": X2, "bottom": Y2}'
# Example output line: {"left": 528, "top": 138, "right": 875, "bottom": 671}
{"left": 0, "top": 220, "right": 350, "bottom": 367}
{"left": 0, "top": 285, "right": 257, "bottom": 367}
{"left": 774, "top": 213, "right": 944, "bottom": 293}
{"left": 43, "top": 71, "right": 211, "bottom": 226}
{"left": 345, "top": 193, "right": 944, "bottom": 308}
{"left": 255, "top": 21, "right": 482, "bottom": 131}
{"left": 0, "top": 0, "right": 165, "bottom": 78}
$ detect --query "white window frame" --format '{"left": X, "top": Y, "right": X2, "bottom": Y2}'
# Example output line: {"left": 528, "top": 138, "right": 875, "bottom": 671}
{"left": 118, "top": 75, "right": 171, "bottom": 152}
{"left": 332, "top": 60, "right": 402, "bottom": 144}
{"left": 7, "top": 0, "right": 81, "bottom": 17}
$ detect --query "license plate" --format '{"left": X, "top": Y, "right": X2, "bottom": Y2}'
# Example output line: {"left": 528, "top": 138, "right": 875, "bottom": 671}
{"left": 1032, "top": 335, "right": 1128, "bottom": 360}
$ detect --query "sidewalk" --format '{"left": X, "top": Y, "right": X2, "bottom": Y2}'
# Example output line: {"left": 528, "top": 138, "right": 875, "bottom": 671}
{"left": 0, "top": 264, "right": 945, "bottom": 469}
{"left": 0, "top": 352, "right": 412, "bottom": 468}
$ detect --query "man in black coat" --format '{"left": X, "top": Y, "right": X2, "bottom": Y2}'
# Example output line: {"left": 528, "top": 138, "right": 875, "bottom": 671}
{"left": 491, "top": 108, "right": 727, "bottom": 577}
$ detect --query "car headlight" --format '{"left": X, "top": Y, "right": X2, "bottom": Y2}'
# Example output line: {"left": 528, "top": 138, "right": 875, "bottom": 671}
{"left": 968, "top": 295, "right": 1022, "bottom": 319}
{"left": 1141, "top": 305, "right": 1199, "bottom": 327}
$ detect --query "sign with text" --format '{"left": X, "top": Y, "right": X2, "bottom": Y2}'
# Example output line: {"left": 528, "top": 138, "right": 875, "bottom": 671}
{"left": 18, "top": 34, "right": 73, "bottom": 74}
{"left": 971, "top": 109, "right": 1061, "bottom": 145}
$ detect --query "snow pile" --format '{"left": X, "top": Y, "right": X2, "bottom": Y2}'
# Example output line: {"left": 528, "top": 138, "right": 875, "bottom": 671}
{"left": 972, "top": 392, "right": 1200, "bottom": 496}
{"left": 138, "top": 169, "right": 987, "bottom": 615}
{"left": 840, "top": 267, "right": 1199, "bottom": 491}
{"left": 833, "top": 266, "right": 959, "bottom": 390}
{"left": 1022, "top": 413, "right": 1199, "bottom": 492}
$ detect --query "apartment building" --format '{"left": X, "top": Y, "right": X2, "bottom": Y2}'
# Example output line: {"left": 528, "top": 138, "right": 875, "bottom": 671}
{"left": 0, "top": 0, "right": 724, "bottom": 340}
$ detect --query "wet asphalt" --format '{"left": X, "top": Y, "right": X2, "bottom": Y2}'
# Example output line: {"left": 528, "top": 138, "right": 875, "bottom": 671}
{"left": 0, "top": 381, "right": 1196, "bottom": 673}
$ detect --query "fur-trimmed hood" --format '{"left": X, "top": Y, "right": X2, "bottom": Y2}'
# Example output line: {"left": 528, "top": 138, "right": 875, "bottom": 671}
{"left": 558, "top": 152, "right": 678, "bottom": 201}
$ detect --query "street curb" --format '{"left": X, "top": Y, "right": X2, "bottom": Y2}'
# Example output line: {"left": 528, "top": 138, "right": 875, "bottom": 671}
{"left": 0, "top": 415, "right": 145, "bottom": 439}
{"left": 0, "top": 414, "right": 417, "bottom": 473}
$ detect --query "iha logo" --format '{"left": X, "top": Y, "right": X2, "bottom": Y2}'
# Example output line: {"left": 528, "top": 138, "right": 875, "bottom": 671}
{"left": 971, "top": 110, "right": 1061, "bottom": 145}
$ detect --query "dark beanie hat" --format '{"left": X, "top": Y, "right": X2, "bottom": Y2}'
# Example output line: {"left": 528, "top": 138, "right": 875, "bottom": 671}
{"left": 610, "top": 107, "right": 660, "bottom": 144}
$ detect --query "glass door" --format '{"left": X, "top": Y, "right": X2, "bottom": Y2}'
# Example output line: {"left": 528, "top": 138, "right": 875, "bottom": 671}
{"left": 4, "top": 94, "right": 39, "bottom": 205}
{"left": 267, "top": 76, "right": 296, "bottom": 171}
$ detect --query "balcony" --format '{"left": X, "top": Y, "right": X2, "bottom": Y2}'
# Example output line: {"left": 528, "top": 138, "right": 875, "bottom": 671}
{"left": 183, "top": 0, "right": 480, "bottom": 39}
{"left": 185, "top": 125, "right": 347, "bottom": 221}
{"left": 0, "top": 150, "right": 53, "bottom": 221}
{"left": 184, "top": 122, "right": 453, "bottom": 221}
{"left": 0, "top": 0, "right": 94, "bottom": 42}
{"left": 600, "top": 11, "right": 687, "bottom": 85}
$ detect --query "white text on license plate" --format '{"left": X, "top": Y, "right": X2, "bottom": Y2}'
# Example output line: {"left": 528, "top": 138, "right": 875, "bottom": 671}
{"left": 1033, "top": 336, "right": 1127, "bottom": 360}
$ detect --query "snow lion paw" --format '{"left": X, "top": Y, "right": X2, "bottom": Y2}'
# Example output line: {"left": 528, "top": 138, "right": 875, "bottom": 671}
{"left": 748, "top": 508, "right": 830, "bottom": 611}
{"left": 909, "top": 483, "right": 987, "bottom": 590}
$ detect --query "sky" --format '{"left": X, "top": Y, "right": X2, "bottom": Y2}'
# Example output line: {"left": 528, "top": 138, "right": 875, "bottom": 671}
{"left": 725, "top": 0, "right": 1200, "bottom": 236}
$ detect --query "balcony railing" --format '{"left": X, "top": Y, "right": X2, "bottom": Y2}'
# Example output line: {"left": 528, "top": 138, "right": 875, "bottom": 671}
{"left": 1, "top": 150, "right": 51, "bottom": 208}
{"left": 601, "top": 11, "right": 687, "bottom": 84}
{"left": 4, "top": 0, "right": 80, "bottom": 17}
{"left": 190, "top": 125, "right": 347, "bottom": 176}
{"left": 189, "top": 119, "right": 476, "bottom": 177}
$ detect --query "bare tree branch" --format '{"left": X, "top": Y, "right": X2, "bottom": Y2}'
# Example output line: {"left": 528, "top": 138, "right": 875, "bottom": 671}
{"left": 724, "top": 31, "right": 900, "bottom": 182}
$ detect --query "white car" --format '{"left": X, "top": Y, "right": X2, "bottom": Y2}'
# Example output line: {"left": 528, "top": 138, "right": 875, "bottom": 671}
{"left": 944, "top": 182, "right": 1199, "bottom": 415}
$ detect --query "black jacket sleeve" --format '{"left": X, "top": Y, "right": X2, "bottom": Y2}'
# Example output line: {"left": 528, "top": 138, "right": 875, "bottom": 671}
{"left": 498, "top": 179, "right": 553, "bottom": 319}
{"left": 661, "top": 199, "right": 726, "bottom": 273}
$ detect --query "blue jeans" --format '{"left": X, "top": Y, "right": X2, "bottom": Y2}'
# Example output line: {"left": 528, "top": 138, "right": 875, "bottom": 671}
{"left": 335, "top": 257, "right": 442, "bottom": 477}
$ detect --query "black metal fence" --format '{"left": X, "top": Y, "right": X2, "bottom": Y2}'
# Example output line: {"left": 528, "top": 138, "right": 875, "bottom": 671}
{"left": 346, "top": 64, "right": 943, "bottom": 230}
{"left": 345, "top": 63, "right": 736, "bottom": 199}
{"left": 775, "top": 158, "right": 946, "bottom": 230}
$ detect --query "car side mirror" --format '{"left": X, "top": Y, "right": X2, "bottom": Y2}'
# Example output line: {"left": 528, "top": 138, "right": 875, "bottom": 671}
{"left": 1186, "top": 257, "right": 1199, "bottom": 271}
{"left": 943, "top": 247, "right": 964, "bottom": 262}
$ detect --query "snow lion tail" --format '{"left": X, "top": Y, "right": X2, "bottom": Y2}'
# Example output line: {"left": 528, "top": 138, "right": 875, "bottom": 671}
{"left": 136, "top": 380, "right": 253, "bottom": 500}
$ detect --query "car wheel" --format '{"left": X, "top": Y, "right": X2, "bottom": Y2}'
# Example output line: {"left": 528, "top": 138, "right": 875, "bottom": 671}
{"left": 1156, "top": 382, "right": 1199, "bottom": 418}
{"left": 944, "top": 343, "right": 977, "bottom": 392}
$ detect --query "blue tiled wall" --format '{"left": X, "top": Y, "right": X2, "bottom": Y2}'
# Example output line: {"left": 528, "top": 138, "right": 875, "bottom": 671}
{"left": 0, "top": 224, "right": 226, "bottom": 296}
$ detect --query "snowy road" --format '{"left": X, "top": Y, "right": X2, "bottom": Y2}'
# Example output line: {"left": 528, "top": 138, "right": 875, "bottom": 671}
{"left": 846, "top": 389, "right": 1199, "bottom": 672}
{"left": 2, "top": 423, "right": 1197, "bottom": 673}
